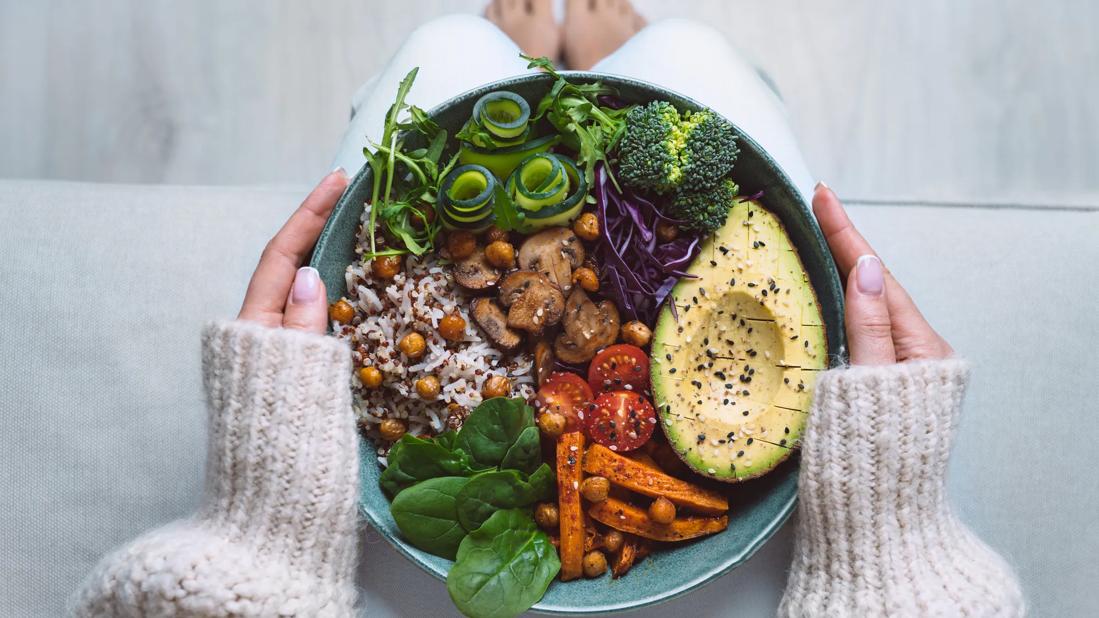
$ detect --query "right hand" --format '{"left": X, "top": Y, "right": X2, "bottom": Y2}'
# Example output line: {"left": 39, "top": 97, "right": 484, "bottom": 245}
{"left": 812, "top": 183, "right": 953, "bottom": 365}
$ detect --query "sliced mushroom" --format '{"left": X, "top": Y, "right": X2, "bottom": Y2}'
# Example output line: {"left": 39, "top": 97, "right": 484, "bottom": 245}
{"left": 453, "top": 248, "right": 501, "bottom": 290}
{"left": 554, "top": 288, "right": 620, "bottom": 363}
{"left": 470, "top": 297, "right": 522, "bottom": 352}
{"left": 532, "top": 338, "right": 555, "bottom": 386}
{"left": 518, "top": 227, "right": 585, "bottom": 293}
{"left": 498, "top": 271, "right": 565, "bottom": 336}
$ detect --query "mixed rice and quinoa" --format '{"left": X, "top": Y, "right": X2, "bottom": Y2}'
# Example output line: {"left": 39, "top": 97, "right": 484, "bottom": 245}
{"left": 334, "top": 211, "right": 536, "bottom": 455}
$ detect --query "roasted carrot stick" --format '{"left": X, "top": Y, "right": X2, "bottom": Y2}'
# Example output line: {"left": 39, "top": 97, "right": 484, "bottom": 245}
{"left": 584, "top": 444, "right": 729, "bottom": 515}
{"left": 556, "top": 431, "right": 585, "bottom": 581}
{"left": 589, "top": 497, "right": 728, "bottom": 542}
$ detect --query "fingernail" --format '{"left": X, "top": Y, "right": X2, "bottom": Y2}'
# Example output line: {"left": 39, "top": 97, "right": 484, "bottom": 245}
{"left": 331, "top": 166, "right": 347, "bottom": 178}
{"left": 292, "top": 266, "right": 321, "bottom": 303}
{"left": 856, "top": 255, "right": 884, "bottom": 296}
{"left": 814, "top": 180, "right": 830, "bottom": 192}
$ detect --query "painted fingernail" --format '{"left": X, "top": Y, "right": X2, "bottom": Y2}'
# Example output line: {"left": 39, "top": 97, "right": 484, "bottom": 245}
{"left": 331, "top": 166, "right": 347, "bottom": 178}
{"left": 292, "top": 266, "right": 321, "bottom": 303}
{"left": 856, "top": 255, "right": 884, "bottom": 296}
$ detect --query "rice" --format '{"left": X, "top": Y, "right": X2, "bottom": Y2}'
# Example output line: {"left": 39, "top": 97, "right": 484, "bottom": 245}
{"left": 334, "top": 208, "right": 535, "bottom": 452}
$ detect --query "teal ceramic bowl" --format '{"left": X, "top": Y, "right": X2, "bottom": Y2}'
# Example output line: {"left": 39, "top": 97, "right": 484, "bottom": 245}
{"left": 311, "top": 72, "right": 846, "bottom": 614}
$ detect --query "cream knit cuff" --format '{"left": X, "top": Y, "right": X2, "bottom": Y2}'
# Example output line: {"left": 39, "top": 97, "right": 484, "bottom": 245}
{"left": 73, "top": 321, "right": 360, "bottom": 617}
{"left": 779, "top": 359, "right": 1025, "bottom": 617}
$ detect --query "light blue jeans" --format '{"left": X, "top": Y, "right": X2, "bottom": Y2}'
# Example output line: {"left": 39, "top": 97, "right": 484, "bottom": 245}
{"left": 332, "top": 15, "right": 814, "bottom": 202}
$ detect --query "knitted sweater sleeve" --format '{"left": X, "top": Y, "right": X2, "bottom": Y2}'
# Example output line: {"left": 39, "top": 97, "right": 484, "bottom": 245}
{"left": 778, "top": 359, "right": 1025, "bottom": 617}
{"left": 72, "top": 321, "right": 360, "bottom": 617}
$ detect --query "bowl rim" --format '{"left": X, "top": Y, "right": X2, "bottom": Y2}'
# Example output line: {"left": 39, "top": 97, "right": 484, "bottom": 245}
{"left": 314, "top": 69, "right": 845, "bottom": 615}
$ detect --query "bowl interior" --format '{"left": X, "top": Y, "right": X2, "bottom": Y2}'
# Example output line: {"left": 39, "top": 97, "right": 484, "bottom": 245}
{"left": 311, "top": 72, "right": 846, "bottom": 614}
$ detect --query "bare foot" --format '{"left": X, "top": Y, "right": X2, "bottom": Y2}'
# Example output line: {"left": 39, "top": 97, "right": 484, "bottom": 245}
{"left": 563, "top": 0, "right": 646, "bottom": 70}
{"left": 486, "top": 0, "right": 561, "bottom": 63}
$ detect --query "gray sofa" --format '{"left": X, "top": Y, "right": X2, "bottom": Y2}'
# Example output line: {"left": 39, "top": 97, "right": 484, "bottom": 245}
{"left": 2, "top": 179, "right": 1096, "bottom": 616}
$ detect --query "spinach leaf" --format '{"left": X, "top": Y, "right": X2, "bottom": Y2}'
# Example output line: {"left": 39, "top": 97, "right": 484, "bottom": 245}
{"left": 447, "top": 509, "right": 560, "bottom": 618}
{"left": 499, "top": 425, "right": 542, "bottom": 474}
{"left": 391, "top": 476, "right": 471, "bottom": 560}
{"left": 380, "top": 434, "right": 477, "bottom": 498}
{"left": 455, "top": 398, "right": 538, "bottom": 470}
{"left": 454, "top": 465, "right": 555, "bottom": 532}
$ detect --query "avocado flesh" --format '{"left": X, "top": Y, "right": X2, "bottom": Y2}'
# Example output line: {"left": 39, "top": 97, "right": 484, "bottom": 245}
{"left": 651, "top": 200, "right": 827, "bottom": 482}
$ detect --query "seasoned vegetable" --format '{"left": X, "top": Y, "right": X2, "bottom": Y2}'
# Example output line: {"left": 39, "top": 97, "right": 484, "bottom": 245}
{"left": 588, "top": 498, "right": 728, "bottom": 542}
{"left": 610, "top": 535, "right": 646, "bottom": 578}
{"left": 582, "top": 444, "right": 728, "bottom": 514}
{"left": 556, "top": 431, "right": 586, "bottom": 581}
{"left": 534, "top": 372, "right": 592, "bottom": 433}
{"left": 587, "top": 344, "right": 650, "bottom": 394}
{"left": 458, "top": 134, "right": 560, "bottom": 181}
{"left": 583, "top": 391, "right": 657, "bottom": 453}
{"left": 648, "top": 497, "right": 677, "bottom": 525}
{"left": 447, "top": 509, "right": 560, "bottom": 618}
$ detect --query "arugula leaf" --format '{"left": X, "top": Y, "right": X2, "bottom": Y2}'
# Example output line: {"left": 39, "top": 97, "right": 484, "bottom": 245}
{"left": 391, "top": 476, "right": 472, "bottom": 560}
{"left": 455, "top": 397, "right": 538, "bottom": 470}
{"left": 447, "top": 509, "right": 560, "bottom": 618}
{"left": 490, "top": 180, "right": 524, "bottom": 232}
{"left": 454, "top": 465, "right": 555, "bottom": 532}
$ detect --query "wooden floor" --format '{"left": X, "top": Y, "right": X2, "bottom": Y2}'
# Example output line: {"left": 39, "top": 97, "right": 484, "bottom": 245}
{"left": 1, "top": 0, "right": 1097, "bottom": 208}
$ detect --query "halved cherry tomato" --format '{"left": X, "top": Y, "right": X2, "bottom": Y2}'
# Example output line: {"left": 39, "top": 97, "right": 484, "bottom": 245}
{"left": 534, "top": 372, "right": 593, "bottom": 432}
{"left": 583, "top": 390, "right": 657, "bottom": 452}
{"left": 587, "top": 344, "right": 650, "bottom": 394}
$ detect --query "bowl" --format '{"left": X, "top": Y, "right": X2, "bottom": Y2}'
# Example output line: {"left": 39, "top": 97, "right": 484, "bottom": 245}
{"left": 310, "top": 72, "right": 846, "bottom": 614}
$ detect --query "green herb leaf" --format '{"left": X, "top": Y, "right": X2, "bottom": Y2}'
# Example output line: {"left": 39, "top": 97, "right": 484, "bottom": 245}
{"left": 490, "top": 180, "right": 524, "bottom": 232}
{"left": 390, "top": 476, "right": 472, "bottom": 560}
{"left": 454, "top": 465, "right": 555, "bottom": 532}
{"left": 380, "top": 434, "right": 481, "bottom": 498}
{"left": 455, "top": 397, "right": 538, "bottom": 470}
{"left": 447, "top": 509, "right": 560, "bottom": 618}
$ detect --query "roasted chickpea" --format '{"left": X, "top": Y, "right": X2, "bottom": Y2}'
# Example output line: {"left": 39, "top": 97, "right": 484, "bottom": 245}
{"left": 534, "top": 502, "right": 560, "bottom": 530}
{"left": 371, "top": 254, "right": 403, "bottom": 279}
{"left": 482, "top": 374, "right": 511, "bottom": 399}
{"left": 580, "top": 476, "right": 610, "bottom": 503}
{"left": 648, "top": 497, "right": 676, "bottom": 524}
{"left": 437, "top": 313, "right": 467, "bottom": 341}
{"left": 415, "top": 375, "right": 441, "bottom": 400}
{"left": 582, "top": 550, "right": 608, "bottom": 578}
{"left": 603, "top": 529, "right": 624, "bottom": 553}
{"left": 379, "top": 418, "right": 407, "bottom": 442}
{"left": 445, "top": 230, "right": 477, "bottom": 260}
{"left": 329, "top": 299, "right": 355, "bottom": 324}
{"left": 484, "top": 240, "right": 515, "bottom": 268}
{"left": 655, "top": 221, "right": 679, "bottom": 242}
{"left": 573, "top": 212, "right": 600, "bottom": 241}
{"left": 358, "top": 366, "right": 383, "bottom": 388}
{"left": 410, "top": 204, "right": 436, "bottom": 231}
{"left": 398, "top": 332, "right": 427, "bottom": 359}
{"left": 537, "top": 411, "right": 567, "bottom": 437}
{"left": 484, "top": 225, "right": 509, "bottom": 243}
{"left": 571, "top": 266, "right": 599, "bottom": 292}
{"left": 620, "top": 321, "right": 652, "bottom": 347}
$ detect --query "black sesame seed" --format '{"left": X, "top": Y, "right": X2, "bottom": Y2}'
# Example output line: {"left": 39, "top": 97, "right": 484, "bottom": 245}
{"left": 784, "top": 426, "right": 791, "bottom": 434}
{"left": 742, "top": 410, "right": 750, "bottom": 416}
{"left": 747, "top": 438, "right": 754, "bottom": 445}
{"left": 780, "top": 439, "right": 788, "bottom": 446}
{"left": 709, "top": 260, "right": 717, "bottom": 267}
{"left": 737, "top": 450, "right": 745, "bottom": 457}
{"left": 669, "top": 368, "right": 677, "bottom": 374}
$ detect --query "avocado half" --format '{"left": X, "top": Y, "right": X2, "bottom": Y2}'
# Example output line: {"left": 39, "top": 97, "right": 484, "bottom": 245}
{"left": 651, "top": 200, "right": 827, "bottom": 482}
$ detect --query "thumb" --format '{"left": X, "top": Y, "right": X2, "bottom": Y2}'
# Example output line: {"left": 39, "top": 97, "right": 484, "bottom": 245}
{"left": 846, "top": 255, "right": 896, "bottom": 365}
{"left": 283, "top": 266, "right": 329, "bottom": 334}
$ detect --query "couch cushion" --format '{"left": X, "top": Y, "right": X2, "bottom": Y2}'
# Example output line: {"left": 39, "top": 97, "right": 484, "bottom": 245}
{"left": 1, "top": 180, "right": 1095, "bottom": 617}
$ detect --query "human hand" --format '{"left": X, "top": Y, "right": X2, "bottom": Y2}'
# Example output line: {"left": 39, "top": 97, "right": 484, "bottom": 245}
{"left": 237, "top": 169, "right": 349, "bottom": 334}
{"left": 812, "top": 183, "right": 953, "bottom": 365}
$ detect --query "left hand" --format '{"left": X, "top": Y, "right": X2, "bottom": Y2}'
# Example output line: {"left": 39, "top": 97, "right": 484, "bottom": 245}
{"left": 237, "top": 169, "right": 349, "bottom": 334}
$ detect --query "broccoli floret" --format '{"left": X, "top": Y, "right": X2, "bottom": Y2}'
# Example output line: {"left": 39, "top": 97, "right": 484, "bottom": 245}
{"left": 616, "top": 101, "right": 683, "bottom": 193}
{"left": 679, "top": 110, "right": 739, "bottom": 191}
{"left": 616, "top": 102, "right": 739, "bottom": 194}
{"left": 669, "top": 178, "right": 739, "bottom": 234}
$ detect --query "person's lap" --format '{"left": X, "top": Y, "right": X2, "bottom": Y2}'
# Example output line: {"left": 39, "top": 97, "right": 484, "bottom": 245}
{"left": 333, "top": 15, "right": 813, "bottom": 202}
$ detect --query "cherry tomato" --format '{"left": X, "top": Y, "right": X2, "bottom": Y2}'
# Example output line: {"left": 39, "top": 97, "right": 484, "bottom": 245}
{"left": 534, "top": 372, "right": 593, "bottom": 432}
{"left": 583, "top": 390, "right": 657, "bottom": 452}
{"left": 588, "top": 344, "right": 650, "bottom": 394}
